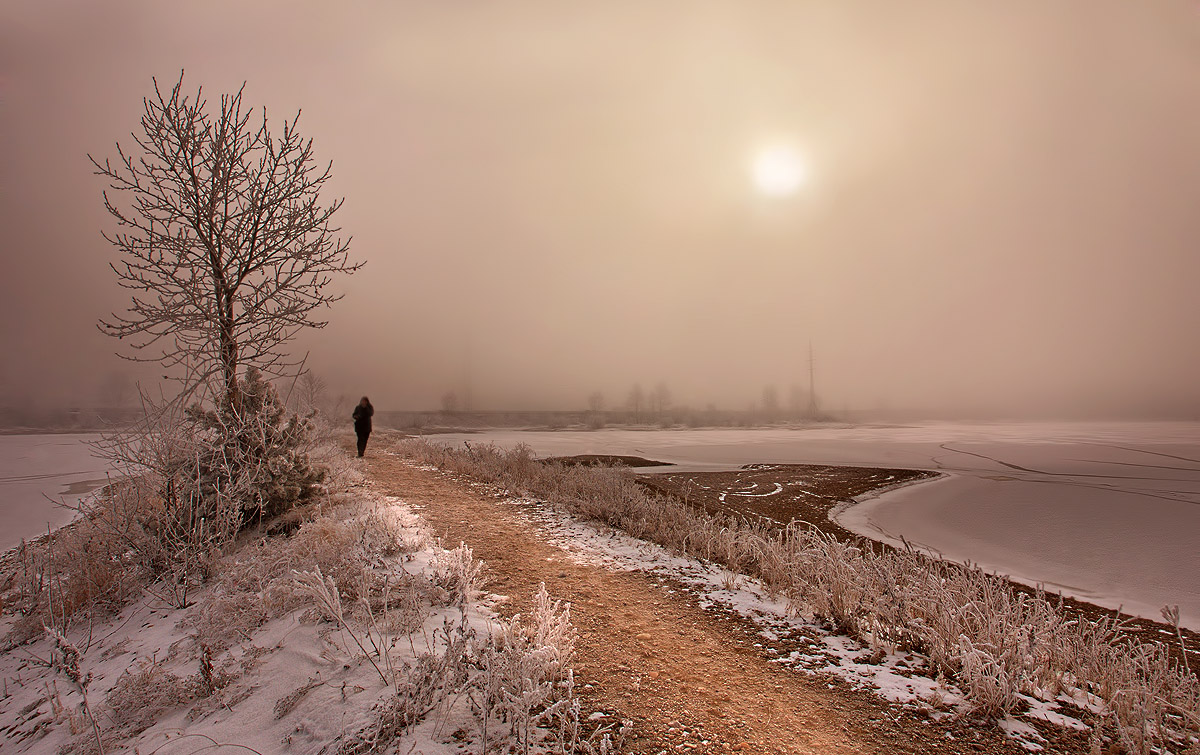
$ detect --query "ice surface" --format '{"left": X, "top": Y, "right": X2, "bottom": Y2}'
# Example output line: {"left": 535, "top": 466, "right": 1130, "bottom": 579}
{"left": 423, "top": 423, "right": 1200, "bottom": 628}
{"left": 0, "top": 434, "right": 111, "bottom": 550}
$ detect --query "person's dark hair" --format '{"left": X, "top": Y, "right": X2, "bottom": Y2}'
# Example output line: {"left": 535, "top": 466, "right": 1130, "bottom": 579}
{"left": 360, "top": 396, "right": 371, "bottom": 405}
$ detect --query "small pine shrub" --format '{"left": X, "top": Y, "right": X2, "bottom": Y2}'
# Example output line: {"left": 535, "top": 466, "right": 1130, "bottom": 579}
{"left": 186, "top": 367, "right": 325, "bottom": 525}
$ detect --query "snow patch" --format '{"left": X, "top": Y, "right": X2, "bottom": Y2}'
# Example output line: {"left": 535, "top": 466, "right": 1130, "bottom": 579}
{"left": 999, "top": 716, "right": 1047, "bottom": 751}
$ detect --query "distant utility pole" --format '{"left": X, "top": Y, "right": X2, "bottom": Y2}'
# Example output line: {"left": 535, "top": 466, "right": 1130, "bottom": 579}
{"left": 807, "top": 341, "right": 819, "bottom": 418}
{"left": 463, "top": 338, "right": 474, "bottom": 412}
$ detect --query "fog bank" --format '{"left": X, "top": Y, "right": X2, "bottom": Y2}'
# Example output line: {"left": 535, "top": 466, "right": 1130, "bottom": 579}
{"left": 2, "top": 1, "right": 1199, "bottom": 418}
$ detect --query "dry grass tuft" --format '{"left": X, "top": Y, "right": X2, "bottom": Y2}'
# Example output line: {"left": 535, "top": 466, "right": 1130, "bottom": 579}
{"left": 103, "top": 658, "right": 190, "bottom": 738}
{"left": 186, "top": 495, "right": 426, "bottom": 653}
{"left": 0, "top": 431, "right": 366, "bottom": 650}
{"left": 1, "top": 481, "right": 156, "bottom": 647}
{"left": 338, "top": 582, "right": 624, "bottom": 755}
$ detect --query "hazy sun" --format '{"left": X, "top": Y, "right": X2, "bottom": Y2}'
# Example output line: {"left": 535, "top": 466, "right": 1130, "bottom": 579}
{"left": 751, "top": 144, "right": 807, "bottom": 197}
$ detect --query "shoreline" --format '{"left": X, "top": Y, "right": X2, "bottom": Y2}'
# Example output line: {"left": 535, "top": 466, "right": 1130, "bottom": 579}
{"left": 637, "top": 462, "right": 1200, "bottom": 661}
{"left": 832, "top": 472, "right": 1200, "bottom": 631}
{"left": 833, "top": 474, "right": 1200, "bottom": 662}
{"left": 826, "top": 471, "right": 948, "bottom": 545}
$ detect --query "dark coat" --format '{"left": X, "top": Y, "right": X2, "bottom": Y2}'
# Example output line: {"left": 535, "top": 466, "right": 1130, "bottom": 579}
{"left": 353, "top": 403, "right": 374, "bottom": 434}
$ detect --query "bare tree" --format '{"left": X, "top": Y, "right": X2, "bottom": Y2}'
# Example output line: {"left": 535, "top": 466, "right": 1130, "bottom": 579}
{"left": 293, "top": 370, "right": 328, "bottom": 415}
{"left": 650, "top": 381, "right": 671, "bottom": 417}
{"left": 586, "top": 391, "right": 605, "bottom": 413}
{"left": 761, "top": 384, "right": 780, "bottom": 418}
{"left": 626, "top": 383, "right": 644, "bottom": 423}
{"left": 95, "top": 370, "right": 135, "bottom": 408}
{"left": 586, "top": 391, "right": 606, "bottom": 430}
{"left": 92, "top": 72, "right": 362, "bottom": 407}
{"left": 788, "top": 383, "right": 807, "bottom": 417}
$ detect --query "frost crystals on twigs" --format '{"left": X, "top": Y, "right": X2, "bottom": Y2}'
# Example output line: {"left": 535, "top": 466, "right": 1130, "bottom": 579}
{"left": 91, "top": 70, "right": 362, "bottom": 405}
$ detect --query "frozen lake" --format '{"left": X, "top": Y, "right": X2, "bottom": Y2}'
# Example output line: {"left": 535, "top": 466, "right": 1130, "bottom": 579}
{"left": 0, "top": 434, "right": 112, "bottom": 552}
{"left": 420, "top": 423, "right": 1200, "bottom": 628}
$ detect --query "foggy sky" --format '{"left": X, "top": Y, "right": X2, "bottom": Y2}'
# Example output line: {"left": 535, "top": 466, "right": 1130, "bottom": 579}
{"left": 2, "top": 1, "right": 1199, "bottom": 417}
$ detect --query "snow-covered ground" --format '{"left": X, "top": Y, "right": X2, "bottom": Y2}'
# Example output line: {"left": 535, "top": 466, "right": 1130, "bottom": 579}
{"left": 421, "top": 423, "right": 1200, "bottom": 629}
{"left": 0, "top": 491, "right": 598, "bottom": 755}
{"left": 0, "top": 434, "right": 111, "bottom": 551}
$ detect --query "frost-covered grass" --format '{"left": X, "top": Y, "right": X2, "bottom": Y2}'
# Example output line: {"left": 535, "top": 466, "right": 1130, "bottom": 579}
{"left": 0, "top": 483, "right": 621, "bottom": 755}
{"left": 1, "top": 476, "right": 163, "bottom": 647}
{"left": 399, "top": 439, "right": 1200, "bottom": 754}
{"left": 0, "top": 438, "right": 363, "bottom": 649}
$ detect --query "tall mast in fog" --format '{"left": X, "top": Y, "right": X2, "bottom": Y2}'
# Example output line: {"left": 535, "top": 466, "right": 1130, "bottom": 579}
{"left": 807, "top": 341, "right": 819, "bottom": 418}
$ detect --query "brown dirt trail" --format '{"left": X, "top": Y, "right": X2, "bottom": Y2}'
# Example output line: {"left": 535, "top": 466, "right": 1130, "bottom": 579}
{"left": 363, "top": 441, "right": 1080, "bottom": 755}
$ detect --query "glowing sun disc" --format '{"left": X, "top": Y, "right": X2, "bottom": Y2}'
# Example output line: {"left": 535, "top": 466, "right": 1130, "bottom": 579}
{"left": 752, "top": 145, "right": 807, "bottom": 196}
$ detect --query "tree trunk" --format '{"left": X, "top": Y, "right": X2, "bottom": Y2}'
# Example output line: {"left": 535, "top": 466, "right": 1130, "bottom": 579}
{"left": 221, "top": 335, "right": 238, "bottom": 410}
{"left": 219, "top": 295, "right": 238, "bottom": 411}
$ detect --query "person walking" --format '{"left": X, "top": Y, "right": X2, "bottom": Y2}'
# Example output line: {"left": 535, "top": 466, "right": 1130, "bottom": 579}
{"left": 353, "top": 396, "right": 374, "bottom": 457}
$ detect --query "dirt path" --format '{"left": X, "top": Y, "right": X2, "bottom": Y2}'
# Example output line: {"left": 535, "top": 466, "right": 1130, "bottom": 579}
{"left": 364, "top": 442, "right": 1083, "bottom": 755}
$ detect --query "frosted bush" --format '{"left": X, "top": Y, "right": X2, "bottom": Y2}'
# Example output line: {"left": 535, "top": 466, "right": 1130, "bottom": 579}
{"left": 184, "top": 367, "right": 325, "bottom": 524}
{"left": 428, "top": 543, "right": 485, "bottom": 608}
{"left": 334, "top": 582, "right": 601, "bottom": 755}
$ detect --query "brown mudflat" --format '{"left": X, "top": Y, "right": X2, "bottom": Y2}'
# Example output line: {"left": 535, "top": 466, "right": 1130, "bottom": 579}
{"left": 547, "top": 454, "right": 673, "bottom": 468}
{"left": 365, "top": 438, "right": 1091, "bottom": 754}
{"left": 639, "top": 464, "right": 935, "bottom": 542}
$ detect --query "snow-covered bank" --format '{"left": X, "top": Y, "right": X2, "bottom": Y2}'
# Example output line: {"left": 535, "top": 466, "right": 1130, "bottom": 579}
{"left": 0, "top": 489, "right": 603, "bottom": 755}
{"left": 421, "top": 423, "right": 1200, "bottom": 630}
{"left": 0, "top": 434, "right": 111, "bottom": 551}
